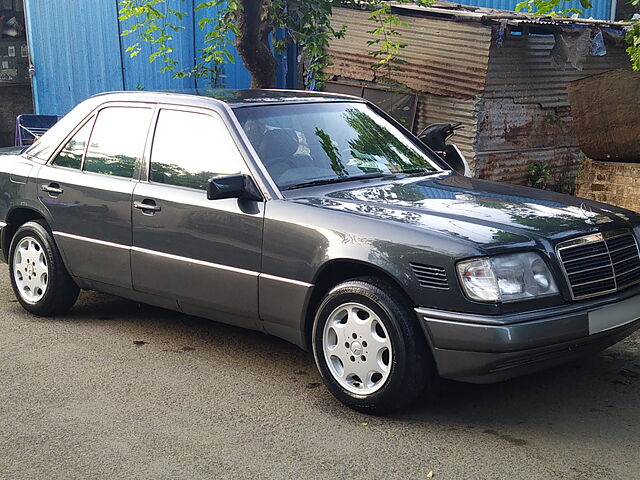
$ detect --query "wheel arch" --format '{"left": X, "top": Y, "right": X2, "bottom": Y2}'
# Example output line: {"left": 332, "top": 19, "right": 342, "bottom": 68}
{"left": 302, "top": 258, "right": 416, "bottom": 351}
{"left": 2, "top": 206, "right": 50, "bottom": 262}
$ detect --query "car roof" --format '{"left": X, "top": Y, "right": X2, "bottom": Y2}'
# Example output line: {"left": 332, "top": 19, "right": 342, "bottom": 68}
{"left": 25, "top": 88, "right": 367, "bottom": 163}
{"left": 91, "top": 89, "right": 365, "bottom": 108}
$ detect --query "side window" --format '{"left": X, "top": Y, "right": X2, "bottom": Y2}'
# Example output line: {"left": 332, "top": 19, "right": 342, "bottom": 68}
{"left": 149, "top": 109, "right": 246, "bottom": 191}
{"left": 52, "top": 118, "right": 94, "bottom": 169}
{"left": 83, "top": 107, "right": 152, "bottom": 179}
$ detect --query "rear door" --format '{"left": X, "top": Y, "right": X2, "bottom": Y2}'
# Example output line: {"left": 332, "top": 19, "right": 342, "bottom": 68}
{"left": 131, "top": 106, "right": 264, "bottom": 328}
{"left": 38, "top": 104, "right": 153, "bottom": 288}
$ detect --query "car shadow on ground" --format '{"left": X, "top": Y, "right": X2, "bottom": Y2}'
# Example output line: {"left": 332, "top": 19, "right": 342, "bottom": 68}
{"left": 43, "top": 290, "right": 640, "bottom": 432}
{"left": 396, "top": 337, "right": 640, "bottom": 448}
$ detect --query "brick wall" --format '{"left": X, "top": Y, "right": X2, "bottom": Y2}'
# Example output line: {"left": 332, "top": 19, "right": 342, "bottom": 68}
{"left": 575, "top": 159, "right": 640, "bottom": 213}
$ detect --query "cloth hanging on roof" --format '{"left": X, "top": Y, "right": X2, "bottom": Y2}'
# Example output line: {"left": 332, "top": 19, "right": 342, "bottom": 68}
{"left": 550, "top": 27, "right": 592, "bottom": 70}
{"left": 550, "top": 26, "right": 609, "bottom": 70}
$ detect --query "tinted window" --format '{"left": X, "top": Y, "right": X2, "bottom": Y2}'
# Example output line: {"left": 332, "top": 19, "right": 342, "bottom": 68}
{"left": 149, "top": 109, "right": 245, "bottom": 191}
{"left": 234, "top": 102, "right": 440, "bottom": 189}
{"left": 52, "top": 118, "right": 94, "bottom": 169}
{"left": 84, "top": 107, "right": 152, "bottom": 179}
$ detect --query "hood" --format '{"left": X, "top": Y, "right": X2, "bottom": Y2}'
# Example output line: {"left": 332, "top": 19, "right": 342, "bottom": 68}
{"left": 290, "top": 172, "right": 637, "bottom": 250}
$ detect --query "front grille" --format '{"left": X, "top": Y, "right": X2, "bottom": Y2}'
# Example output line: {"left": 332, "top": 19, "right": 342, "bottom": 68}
{"left": 410, "top": 263, "right": 448, "bottom": 289}
{"left": 557, "top": 230, "right": 640, "bottom": 300}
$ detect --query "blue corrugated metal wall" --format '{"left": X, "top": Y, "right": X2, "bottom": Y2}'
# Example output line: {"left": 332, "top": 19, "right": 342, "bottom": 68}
{"left": 24, "top": 0, "right": 124, "bottom": 115}
{"left": 456, "top": 0, "right": 613, "bottom": 20}
{"left": 119, "top": 0, "right": 196, "bottom": 92}
{"left": 24, "top": 0, "right": 290, "bottom": 115}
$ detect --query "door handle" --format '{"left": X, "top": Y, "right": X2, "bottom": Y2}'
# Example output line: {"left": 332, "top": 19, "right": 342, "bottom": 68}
{"left": 41, "top": 183, "right": 63, "bottom": 196}
{"left": 133, "top": 200, "right": 161, "bottom": 213}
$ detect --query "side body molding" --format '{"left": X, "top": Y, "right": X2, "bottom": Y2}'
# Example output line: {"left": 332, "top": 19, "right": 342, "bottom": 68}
{"left": 52, "top": 231, "right": 314, "bottom": 335}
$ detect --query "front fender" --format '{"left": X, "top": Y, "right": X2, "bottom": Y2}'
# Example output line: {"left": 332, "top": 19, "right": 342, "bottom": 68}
{"left": 258, "top": 200, "right": 481, "bottom": 348}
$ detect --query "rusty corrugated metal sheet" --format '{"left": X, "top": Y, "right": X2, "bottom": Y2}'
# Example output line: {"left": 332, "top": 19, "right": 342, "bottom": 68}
{"left": 325, "top": 7, "right": 492, "bottom": 98}
{"left": 476, "top": 31, "right": 629, "bottom": 188}
{"left": 415, "top": 94, "right": 478, "bottom": 171}
{"left": 324, "top": 6, "right": 629, "bottom": 190}
{"left": 475, "top": 146, "right": 582, "bottom": 192}
{"left": 475, "top": 99, "right": 576, "bottom": 153}
{"left": 484, "top": 33, "right": 630, "bottom": 108}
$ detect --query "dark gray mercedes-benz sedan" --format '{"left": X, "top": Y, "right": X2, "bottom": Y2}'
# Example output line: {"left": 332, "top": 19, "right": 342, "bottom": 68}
{"left": 1, "top": 90, "right": 639, "bottom": 413}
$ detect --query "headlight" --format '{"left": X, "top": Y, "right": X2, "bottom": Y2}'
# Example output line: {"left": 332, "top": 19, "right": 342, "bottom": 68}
{"left": 457, "top": 252, "right": 558, "bottom": 302}
{"left": 634, "top": 225, "right": 640, "bottom": 243}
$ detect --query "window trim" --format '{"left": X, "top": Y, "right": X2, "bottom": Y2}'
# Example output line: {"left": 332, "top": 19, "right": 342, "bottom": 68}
{"left": 50, "top": 114, "right": 96, "bottom": 171}
{"left": 81, "top": 103, "right": 155, "bottom": 181}
{"left": 46, "top": 101, "right": 156, "bottom": 182}
{"left": 40, "top": 97, "right": 280, "bottom": 201}
{"left": 46, "top": 101, "right": 155, "bottom": 165}
{"left": 142, "top": 104, "right": 251, "bottom": 194}
{"left": 221, "top": 102, "right": 282, "bottom": 201}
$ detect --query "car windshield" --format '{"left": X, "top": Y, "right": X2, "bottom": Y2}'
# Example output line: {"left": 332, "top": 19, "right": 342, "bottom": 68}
{"left": 233, "top": 102, "right": 441, "bottom": 190}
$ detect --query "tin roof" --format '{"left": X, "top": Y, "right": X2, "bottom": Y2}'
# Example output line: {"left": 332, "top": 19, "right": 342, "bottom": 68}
{"left": 483, "top": 34, "right": 630, "bottom": 108}
{"left": 391, "top": 2, "right": 628, "bottom": 32}
{"left": 325, "top": 4, "right": 629, "bottom": 102}
{"left": 325, "top": 7, "right": 492, "bottom": 98}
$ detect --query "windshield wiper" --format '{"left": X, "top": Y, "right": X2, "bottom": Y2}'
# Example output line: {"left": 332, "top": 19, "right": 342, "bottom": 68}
{"left": 400, "top": 169, "right": 441, "bottom": 177}
{"left": 281, "top": 172, "right": 392, "bottom": 191}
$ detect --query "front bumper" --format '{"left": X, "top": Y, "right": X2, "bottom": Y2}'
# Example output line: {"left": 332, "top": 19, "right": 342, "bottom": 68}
{"left": 416, "top": 287, "right": 640, "bottom": 383}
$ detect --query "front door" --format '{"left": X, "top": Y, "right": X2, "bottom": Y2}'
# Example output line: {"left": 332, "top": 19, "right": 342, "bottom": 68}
{"left": 38, "top": 104, "right": 153, "bottom": 288}
{"left": 131, "top": 106, "right": 264, "bottom": 328}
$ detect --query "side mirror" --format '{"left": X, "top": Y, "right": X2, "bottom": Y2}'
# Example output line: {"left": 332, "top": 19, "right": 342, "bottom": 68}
{"left": 207, "top": 174, "right": 263, "bottom": 201}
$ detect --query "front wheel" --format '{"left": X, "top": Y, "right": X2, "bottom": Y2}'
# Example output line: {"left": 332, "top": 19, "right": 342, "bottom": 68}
{"left": 9, "top": 220, "right": 79, "bottom": 316}
{"left": 312, "top": 277, "right": 435, "bottom": 414}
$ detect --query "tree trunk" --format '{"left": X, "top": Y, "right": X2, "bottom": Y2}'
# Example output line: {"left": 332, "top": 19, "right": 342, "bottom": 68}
{"left": 235, "top": 0, "right": 278, "bottom": 89}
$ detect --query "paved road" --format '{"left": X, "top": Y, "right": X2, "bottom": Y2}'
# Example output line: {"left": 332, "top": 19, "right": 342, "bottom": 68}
{"left": 1, "top": 264, "right": 639, "bottom": 479}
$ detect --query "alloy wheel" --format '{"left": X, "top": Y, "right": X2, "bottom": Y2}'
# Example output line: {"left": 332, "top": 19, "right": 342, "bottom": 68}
{"left": 322, "top": 302, "right": 393, "bottom": 395}
{"left": 13, "top": 236, "right": 49, "bottom": 304}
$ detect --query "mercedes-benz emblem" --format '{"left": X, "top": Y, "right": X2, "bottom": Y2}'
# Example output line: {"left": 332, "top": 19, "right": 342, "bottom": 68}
{"left": 580, "top": 203, "right": 597, "bottom": 223}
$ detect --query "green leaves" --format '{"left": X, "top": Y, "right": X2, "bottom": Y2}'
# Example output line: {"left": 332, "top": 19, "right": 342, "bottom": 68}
{"left": 117, "top": 0, "right": 436, "bottom": 90}
{"left": 527, "top": 161, "right": 551, "bottom": 189}
{"left": 195, "top": 0, "right": 224, "bottom": 11}
{"left": 366, "top": 1, "right": 433, "bottom": 87}
{"left": 273, "top": 0, "right": 352, "bottom": 89}
{"left": 515, "top": 0, "right": 591, "bottom": 17}
{"left": 626, "top": 18, "right": 640, "bottom": 71}
{"left": 118, "top": 0, "right": 186, "bottom": 76}
{"left": 118, "top": 0, "right": 237, "bottom": 86}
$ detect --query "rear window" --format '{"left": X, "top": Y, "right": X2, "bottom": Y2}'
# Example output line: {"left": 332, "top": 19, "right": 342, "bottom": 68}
{"left": 83, "top": 107, "right": 152, "bottom": 179}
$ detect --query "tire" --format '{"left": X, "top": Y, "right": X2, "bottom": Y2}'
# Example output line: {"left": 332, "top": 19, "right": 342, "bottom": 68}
{"left": 8, "top": 220, "right": 79, "bottom": 316}
{"left": 312, "top": 277, "right": 435, "bottom": 414}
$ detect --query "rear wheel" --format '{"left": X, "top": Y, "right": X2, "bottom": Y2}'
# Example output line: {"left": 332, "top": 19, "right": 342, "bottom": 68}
{"left": 9, "top": 221, "right": 79, "bottom": 316}
{"left": 312, "top": 277, "right": 435, "bottom": 414}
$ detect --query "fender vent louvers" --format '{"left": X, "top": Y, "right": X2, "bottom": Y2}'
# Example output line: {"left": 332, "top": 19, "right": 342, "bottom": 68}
{"left": 410, "top": 263, "right": 449, "bottom": 289}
